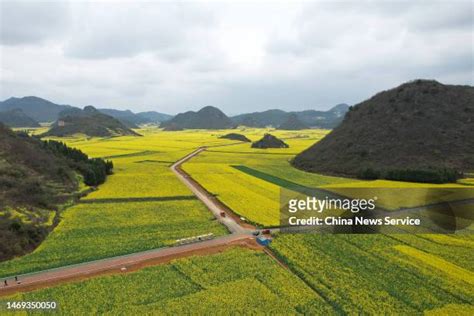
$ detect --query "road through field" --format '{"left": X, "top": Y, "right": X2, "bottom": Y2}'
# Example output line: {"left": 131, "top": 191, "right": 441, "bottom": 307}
{"left": 0, "top": 234, "right": 254, "bottom": 296}
{"left": 171, "top": 146, "right": 255, "bottom": 234}
{"left": 0, "top": 144, "right": 258, "bottom": 296}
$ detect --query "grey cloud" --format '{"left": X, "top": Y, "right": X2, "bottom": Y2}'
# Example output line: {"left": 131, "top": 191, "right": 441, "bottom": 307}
{"left": 0, "top": 1, "right": 472, "bottom": 115}
{"left": 64, "top": 2, "right": 215, "bottom": 60}
{"left": 0, "top": 1, "right": 70, "bottom": 45}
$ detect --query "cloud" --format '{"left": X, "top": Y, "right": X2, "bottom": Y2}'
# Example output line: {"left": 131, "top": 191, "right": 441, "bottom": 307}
{"left": 0, "top": 0, "right": 472, "bottom": 114}
{"left": 0, "top": 1, "right": 70, "bottom": 45}
{"left": 64, "top": 2, "right": 216, "bottom": 60}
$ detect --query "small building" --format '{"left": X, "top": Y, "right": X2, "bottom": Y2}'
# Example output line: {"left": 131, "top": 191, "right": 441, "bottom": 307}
{"left": 58, "top": 120, "right": 66, "bottom": 127}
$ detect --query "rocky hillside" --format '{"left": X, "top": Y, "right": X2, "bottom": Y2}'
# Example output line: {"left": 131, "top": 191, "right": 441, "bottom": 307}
{"left": 252, "top": 134, "right": 289, "bottom": 149}
{"left": 292, "top": 80, "right": 474, "bottom": 182}
{"left": 44, "top": 106, "right": 140, "bottom": 137}
{"left": 0, "top": 109, "right": 40, "bottom": 127}
{"left": 219, "top": 133, "right": 251, "bottom": 142}
{"left": 161, "top": 106, "right": 234, "bottom": 129}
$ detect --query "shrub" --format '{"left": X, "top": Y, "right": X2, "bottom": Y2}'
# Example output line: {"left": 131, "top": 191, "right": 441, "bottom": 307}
{"left": 357, "top": 168, "right": 381, "bottom": 180}
{"left": 385, "top": 168, "right": 461, "bottom": 184}
{"left": 356, "top": 167, "right": 461, "bottom": 183}
{"left": 42, "top": 140, "right": 113, "bottom": 186}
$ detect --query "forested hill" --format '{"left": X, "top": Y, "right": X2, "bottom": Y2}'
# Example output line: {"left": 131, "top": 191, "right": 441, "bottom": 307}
{"left": 44, "top": 106, "right": 141, "bottom": 137}
{"left": 292, "top": 80, "right": 474, "bottom": 183}
{"left": 0, "top": 124, "right": 113, "bottom": 261}
{"left": 161, "top": 106, "right": 234, "bottom": 129}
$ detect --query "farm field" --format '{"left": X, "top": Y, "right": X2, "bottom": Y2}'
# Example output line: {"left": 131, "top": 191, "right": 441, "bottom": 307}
{"left": 0, "top": 130, "right": 235, "bottom": 278}
{"left": 1, "top": 128, "right": 473, "bottom": 315}
{"left": 0, "top": 248, "right": 333, "bottom": 315}
{"left": 269, "top": 233, "right": 474, "bottom": 315}
{"left": 182, "top": 129, "right": 352, "bottom": 226}
{"left": 182, "top": 129, "right": 474, "bottom": 226}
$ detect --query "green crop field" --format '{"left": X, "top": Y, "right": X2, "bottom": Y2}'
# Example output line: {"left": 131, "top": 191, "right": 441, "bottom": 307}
{"left": 182, "top": 128, "right": 474, "bottom": 226}
{"left": 0, "top": 248, "right": 332, "bottom": 315}
{"left": 269, "top": 233, "right": 474, "bottom": 315}
{"left": 0, "top": 130, "right": 234, "bottom": 278}
{"left": 1, "top": 128, "right": 473, "bottom": 315}
{"left": 182, "top": 129, "right": 353, "bottom": 226}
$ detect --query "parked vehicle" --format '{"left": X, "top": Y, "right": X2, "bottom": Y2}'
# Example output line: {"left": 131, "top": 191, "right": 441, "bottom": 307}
{"left": 256, "top": 236, "right": 272, "bottom": 246}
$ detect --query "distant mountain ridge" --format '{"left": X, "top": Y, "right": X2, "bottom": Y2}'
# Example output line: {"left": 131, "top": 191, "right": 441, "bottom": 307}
{"left": 98, "top": 109, "right": 173, "bottom": 127}
{"left": 44, "top": 106, "right": 140, "bottom": 137}
{"left": 161, "top": 106, "right": 234, "bottom": 129}
{"left": 0, "top": 109, "right": 40, "bottom": 127}
{"left": 98, "top": 109, "right": 143, "bottom": 128}
{"left": 136, "top": 111, "right": 173, "bottom": 124}
{"left": 0, "top": 96, "right": 73, "bottom": 122}
{"left": 0, "top": 96, "right": 173, "bottom": 126}
{"left": 1, "top": 96, "right": 346, "bottom": 130}
{"left": 231, "top": 104, "right": 349, "bottom": 129}
{"left": 278, "top": 113, "right": 309, "bottom": 130}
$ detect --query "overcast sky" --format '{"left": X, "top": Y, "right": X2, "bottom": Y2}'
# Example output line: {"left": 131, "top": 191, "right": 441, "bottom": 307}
{"left": 0, "top": 0, "right": 472, "bottom": 115}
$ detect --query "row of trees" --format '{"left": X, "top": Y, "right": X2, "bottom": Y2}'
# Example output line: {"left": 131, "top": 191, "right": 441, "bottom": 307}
{"left": 42, "top": 140, "right": 113, "bottom": 186}
{"left": 357, "top": 167, "right": 461, "bottom": 183}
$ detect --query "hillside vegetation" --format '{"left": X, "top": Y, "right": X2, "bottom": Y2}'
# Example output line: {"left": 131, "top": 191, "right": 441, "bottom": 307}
{"left": 219, "top": 133, "right": 251, "bottom": 142}
{"left": 0, "top": 124, "right": 112, "bottom": 261}
{"left": 0, "top": 109, "right": 40, "bottom": 127}
{"left": 252, "top": 134, "right": 289, "bottom": 149}
{"left": 293, "top": 80, "right": 474, "bottom": 182}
